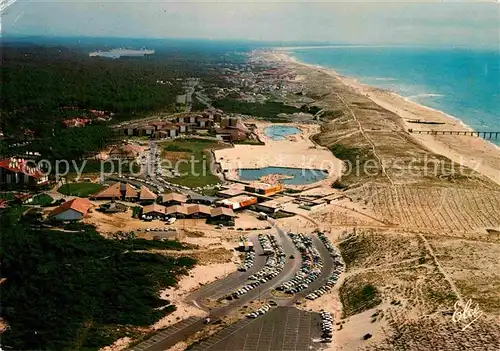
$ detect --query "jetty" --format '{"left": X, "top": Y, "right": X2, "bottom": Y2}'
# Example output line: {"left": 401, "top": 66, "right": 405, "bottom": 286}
{"left": 408, "top": 129, "right": 500, "bottom": 140}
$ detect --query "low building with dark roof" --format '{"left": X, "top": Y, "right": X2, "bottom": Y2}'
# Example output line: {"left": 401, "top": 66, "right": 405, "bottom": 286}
{"left": 163, "top": 204, "right": 233, "bottom": 220}
{"left": 92, "top": 182, "right": 138, "bottom": 201}
{"left": 255, "top": 196, "right": 294, "bottom": 213}
{"left": 98, "top": 201, "right": 128, "bottom": 213}
{"left": 245, "top": 182, "right": 283, "bottom": 196}
{"left": 220, "top": 195, "right": 257, "bottom": 210}
{"left": 143, "top": 203, "right": 167, "bottom": 217}
{"left": 216, "top": 184, "right": 246, "bottom": 198}
{"left": 160, "top": 192, "right": 187, "bottom": 206}
{"left": 208, "top": 207, "right": 236, "bottom": 225}
{"left": 187, "top": 194, "right": 218, "bottom": 206}
{"left": 215, "top": 127, "right": 248, "bottom": 142}
{"left": 108, "top": 144, "right": 144, "bottom": 160}
{"left": 166, "top": 204, "right": 189, "bottom": 218}
{"left": 186, "top": 204, "right": 212, "bottom": 218}
{"left": 138, "top": 186, "right": 157, "bottom": 202}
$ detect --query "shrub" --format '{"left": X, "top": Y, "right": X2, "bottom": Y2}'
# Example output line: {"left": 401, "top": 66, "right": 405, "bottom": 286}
{"left": 0, "top": 218, "right": 197, "bottom": 350}
{"left": 340, "top": 282, "right": 382, "bottom": 317}
{"left": 332, "top": 180, "right": 347, "bottom": 189}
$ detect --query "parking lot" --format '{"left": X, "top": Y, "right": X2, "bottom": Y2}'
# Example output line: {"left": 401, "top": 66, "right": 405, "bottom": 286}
{"left": 128, "top": 316, "right": 201, "bottom": 351}
{"left": 190, "top": 307, "right": 323, "bottom": 351}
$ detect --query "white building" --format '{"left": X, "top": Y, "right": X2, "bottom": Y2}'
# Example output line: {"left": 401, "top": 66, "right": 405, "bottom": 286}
{"left": 48, "top": 198, "right": 93, "bottom": 221}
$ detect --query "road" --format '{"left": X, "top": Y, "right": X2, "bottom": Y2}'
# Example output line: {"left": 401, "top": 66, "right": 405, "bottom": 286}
{"left": 187, "top": 235, "right": 268, "bottom": 304}
{"left": 128, "top": 221, "right": 337, "bottom": 351}
{"left": 194, "top": 91, "right": 212, "bottom": 109}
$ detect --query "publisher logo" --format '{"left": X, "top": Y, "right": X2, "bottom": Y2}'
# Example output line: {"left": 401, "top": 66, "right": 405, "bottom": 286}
{"left": 452, "top": 299, "right": 483, "bottom": 331}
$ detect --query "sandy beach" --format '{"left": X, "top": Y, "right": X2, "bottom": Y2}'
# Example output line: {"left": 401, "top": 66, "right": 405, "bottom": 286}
{"left": 270, "top": 51, "right": 500, "bottom": 186}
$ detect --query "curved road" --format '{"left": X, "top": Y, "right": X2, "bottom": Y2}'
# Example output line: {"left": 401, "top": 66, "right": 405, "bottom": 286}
{"left": 128, "top": 222, "right": 338, "bottom": 351}
{"left": 128, "top": 224, "right": 337, "bottom": 351}
{"left": 128, "top": 220, "right": 303, "bottom": 351}
{"left": 187, "top": 235, "right": 268, "bottom": 305}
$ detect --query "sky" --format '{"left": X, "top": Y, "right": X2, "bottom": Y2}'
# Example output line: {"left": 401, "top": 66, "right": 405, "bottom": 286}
{"left": 1, "top": 0, "right": 499, "bottom": 49}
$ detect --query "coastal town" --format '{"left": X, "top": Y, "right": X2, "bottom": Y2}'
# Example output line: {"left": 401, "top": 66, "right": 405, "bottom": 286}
{"left": 1, "top": 38, "right": 500, "bottom": 351}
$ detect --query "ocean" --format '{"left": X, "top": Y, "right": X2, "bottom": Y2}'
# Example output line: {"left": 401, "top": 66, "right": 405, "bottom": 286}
{"left": 289, "top": 46, "right": 500, "bottom": 145}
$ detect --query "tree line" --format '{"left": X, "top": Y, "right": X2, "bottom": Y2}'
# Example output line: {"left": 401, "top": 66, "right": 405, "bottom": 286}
{"left": 0, "top": 43, "right": 235, "bottom": 160}
{"left": 0, "top": 213, "right": 196, "bottom": 350}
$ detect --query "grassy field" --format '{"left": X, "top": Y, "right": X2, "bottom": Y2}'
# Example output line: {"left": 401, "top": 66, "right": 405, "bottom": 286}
{"left": 0, "top": 192, "right": 16, "bottom": 200}
{"left": 160, "top": 138, "right": 221, "bottom": 188}
{"left": 31, "top": 194, "right": 54, "bottom": 206}
{"left": 58, "top": 182, "right": 103, "bottom": 197}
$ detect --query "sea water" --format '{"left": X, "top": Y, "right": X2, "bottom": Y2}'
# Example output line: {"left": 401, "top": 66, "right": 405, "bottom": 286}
{"left": 264, "top": 125, "right": 301, "bottom": 140}
{"left": 290, "top": 47, "right": 500, "bottom": 145}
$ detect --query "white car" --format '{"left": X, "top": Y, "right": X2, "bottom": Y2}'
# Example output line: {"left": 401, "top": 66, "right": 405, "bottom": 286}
{"left": 167, "top": 217, "right": 177, "bottom": 225}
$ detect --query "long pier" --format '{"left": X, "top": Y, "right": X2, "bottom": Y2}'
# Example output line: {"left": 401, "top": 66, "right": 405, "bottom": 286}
{"left": 408, "top": 129, "right": 500, "bottom": 140}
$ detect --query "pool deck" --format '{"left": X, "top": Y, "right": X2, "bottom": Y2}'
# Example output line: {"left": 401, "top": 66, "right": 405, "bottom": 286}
{"left": 214, "top": 121, "right": 343, "bottom": 189}
{"left": 264, "top": 125, "right": 301, "bottom": 141}
{"left": 238, "top": 166, "right": 329, "bottom": 185}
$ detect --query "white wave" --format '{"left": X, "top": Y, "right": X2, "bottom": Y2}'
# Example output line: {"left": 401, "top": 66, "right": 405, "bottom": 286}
{"left": 406, "top": 93, "right": 444, "bottom": 101}
{"left": 0, "top": 0, "right": 19, "bottom": 14}
{"left": 374, "top": 77, "right": 397, "bottom": 81}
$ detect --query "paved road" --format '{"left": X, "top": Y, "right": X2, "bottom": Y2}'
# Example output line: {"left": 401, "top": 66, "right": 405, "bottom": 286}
{"left": 188, "top": 236, "right": 267, "bottom": 304}
{"left": 128, "top": 221, "right": 302, "bottom": 351}
{"left": 128, "top": 317, "right": 200, "bottom": 351}
{"left": 126, "top": 224, "right": 336, "bottom": 351}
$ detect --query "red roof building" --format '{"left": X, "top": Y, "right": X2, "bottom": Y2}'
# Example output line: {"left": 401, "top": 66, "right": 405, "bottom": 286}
{"left": 0, "top": 158, "right": 49, "bottom": 187}
{"left": 138, "top": 186, "right": 157, "bottom": 201}
{"left": 48, "top": 198, "right": 93, "bottom": 221}
{"left": 92, "top": 182, "right": 138, "bottom": 200}
{"left": 63, "top": 118, "right": 91, "bottom": 128}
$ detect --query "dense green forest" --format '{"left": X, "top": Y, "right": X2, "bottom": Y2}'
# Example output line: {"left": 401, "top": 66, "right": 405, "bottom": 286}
{"left": 0, "top": 44, "right": 232, "bottom": 114}
{"left": 0, "top": 40, "right": 249, "bottom": 350}
{"left": 0, "top": 210, "right": 197, "bottom": 350}
{"left": 36, "top": 124, "right": 112, "bottom": 160}
{"left": 0, "top": 43, "right": 238, "bottom": 160}
{"left": 213, "top": 98, "right": 300, "bottom": 120}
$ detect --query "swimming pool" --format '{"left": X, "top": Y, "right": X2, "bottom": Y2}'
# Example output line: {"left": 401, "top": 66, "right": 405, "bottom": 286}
{"left": 264, "top": 125, "right": 301, "bottom": 141}
{"left": 238, "top": 166, "right": 328, "bottom": 185}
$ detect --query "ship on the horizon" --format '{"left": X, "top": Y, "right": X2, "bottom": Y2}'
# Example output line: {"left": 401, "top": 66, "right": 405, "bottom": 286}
{"left": 89, "top": 48, "right": 155, "bottom": 59}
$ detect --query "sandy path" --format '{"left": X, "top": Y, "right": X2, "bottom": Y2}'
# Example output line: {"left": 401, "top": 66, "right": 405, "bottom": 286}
{"left": 334, "top": 92, "right": 394, "bottom": 186}
{"left": 417, "top": 233, "right": 464, "bottom": 304}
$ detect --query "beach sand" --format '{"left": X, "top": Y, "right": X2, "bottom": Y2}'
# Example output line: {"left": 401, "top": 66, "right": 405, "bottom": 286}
{"left": 270, "top": 52, "right": 500, "bottom": 186}
{"left": 255, "top": 50, "right": 500, "bottom": 351}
